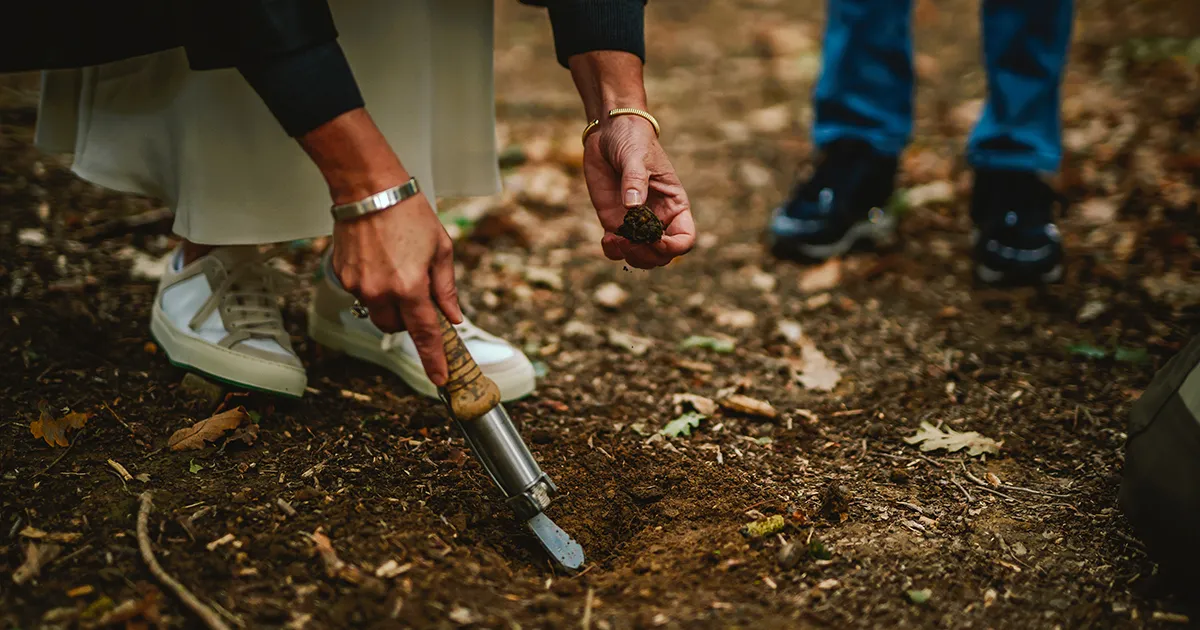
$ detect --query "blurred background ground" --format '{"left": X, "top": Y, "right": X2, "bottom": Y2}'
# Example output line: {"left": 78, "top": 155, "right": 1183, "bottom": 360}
{"left": 2, "top": 0, "right": 1200, "bottom": 627}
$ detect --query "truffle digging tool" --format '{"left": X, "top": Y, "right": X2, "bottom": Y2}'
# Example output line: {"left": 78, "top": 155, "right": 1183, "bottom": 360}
{"left": 435, "top": 310, "right": 585, "bottom": 572}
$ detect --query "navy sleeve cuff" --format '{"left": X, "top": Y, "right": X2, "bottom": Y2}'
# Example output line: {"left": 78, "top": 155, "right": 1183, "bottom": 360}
{"left": 237, "top": 41, "right": 364, "bottom": 138}
{"left": 545, "top": 0, "right": 647, "bottom": 68}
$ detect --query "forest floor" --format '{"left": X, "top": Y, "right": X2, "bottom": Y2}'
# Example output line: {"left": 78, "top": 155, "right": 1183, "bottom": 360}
{"left": 4, "top": 0, "right": 1200, "bottom": 628}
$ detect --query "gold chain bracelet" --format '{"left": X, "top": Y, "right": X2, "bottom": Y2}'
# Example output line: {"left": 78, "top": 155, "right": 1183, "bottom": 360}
{"left": 581, "top": 108, "right": 661, "bottom": 146}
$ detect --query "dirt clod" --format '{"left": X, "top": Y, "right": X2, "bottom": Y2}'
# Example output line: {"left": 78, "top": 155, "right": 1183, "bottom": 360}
{"left": 819, "top": 483, "right": 852, "bottom": 523}
{"left": 615, "top": 205, "right": 664, "bottom": 244}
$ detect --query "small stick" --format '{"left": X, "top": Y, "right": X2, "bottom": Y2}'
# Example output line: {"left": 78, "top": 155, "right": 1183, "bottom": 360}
{"left": 950, "top": 475, "right": 974, "bottom": 503}
{"left": 581, "top": 588, "right": 595, "bottom": 630}
{"left": 34, "top": 430, "right": 83, "bottom": 478}
{"left": 137, "top": 492, "right": 232, "bottom": 630}
{"left": 1000, "top": 484, "right": 1072, "bottom": 499}
{"left": 103, "top": 401, "right": 135, "bottom": 435}
{"left": 961, "top": 468, "right": 1020, "bottom": 502}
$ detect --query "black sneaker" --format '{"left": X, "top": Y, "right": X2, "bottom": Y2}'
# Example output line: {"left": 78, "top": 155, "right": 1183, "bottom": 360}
{"left": 768, "top": 139, "right": 899, "bottom": 261}
{"left": 970, "top": 169, "right": 1065, "bottom": 285}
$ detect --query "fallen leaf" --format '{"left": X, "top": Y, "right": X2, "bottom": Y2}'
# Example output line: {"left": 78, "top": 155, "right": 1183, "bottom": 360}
{"left": 30, "top": 401, "right": 91, "bottom": 447}
{"left": 679, "top": 335, "right": 736, "bottom": 354}
{"left": 903, "top": 421, "right": 1001, "bottom": 457}
{"left": 776, "top": 319, "right": 804, "bottom": 344}
{"left": 308, "top": 531, "right": 364, "bottom": 584}
{"left": 168, "top": 407, "right": 249, "bottom": 451}
{"left": 19, "top": 527, "right": 82, "bottom": 544}
{"left": 985, "top": 472, "right": 1002, "bottom": 487}
{"left": 661, "top": 412, "right": 705, "bottom": 437}
{"left": 1078, "top": 197, "right": 1119, "bottom": 225}
{"left": 1068, "top": 343, "right": 1108, "bottom": 359}
{"left": 449, "top": 606, "right": 480, "bottom": 626}
{"left": 906, "top": 588, "right": 933, "bottom": 604}
{"left": 718, "top": 394, "right": 778, "bottom": 420}
{"left": 903, "top": 181, "right": 955, "bottom": 208}
{"left": 715, "top": 308, "right": 757, "bottom": 329}
{"left": 672, "top": 393, "right": 717, "bottom": 416}
{"left": 66, "top": 585, "right": 93, "bottom": 597}
{"left": 740, "top": 514, "right": 785, "bottom": 538}
{"left": 606, "top": 329, "right": 654, "bottom": 356}
{"left": 593, "top": 282, "right": 629, "bottom": 309}
{"left": 816, "top": 578, "right": 840, "bottom": 590}
{"left": 18, "top": 228, "right": 47, "bottom": 246}
{"left": 188, "top": 459, "right": 202, "bottom": 474}
{"left": 12, "top": 542, "right": 62, "bottom": 585}
{"left": 89, "top": 587, "right": 164, "bottom": 628}
{"left": 1076, "top": 300, "right": 1107, "bottom": 323}
{"left": 128, "top": 250, "right": 174, "bottom": 281}
{"left": 227, "top": 423, "right": 261, "bottom": 447}
{"left": 794, "top": 343, "right": 842, "bottom": 392}
{"left": 798, "top": 259, "right": 841, "bottom": 294}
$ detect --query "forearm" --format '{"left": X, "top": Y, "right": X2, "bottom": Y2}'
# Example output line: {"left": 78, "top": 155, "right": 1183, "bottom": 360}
{"left": 297, "top": 109, "right": 410, "bottom": 206}
{"left": 568, "top": 51, "right": 648, "bottom": 122}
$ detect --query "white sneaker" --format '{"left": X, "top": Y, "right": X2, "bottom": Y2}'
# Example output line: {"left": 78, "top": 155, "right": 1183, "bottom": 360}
{"left": 150, "top": 246, "right": 307, "bottom": 397}
{"left": 306, "top": 258, "right": 536, "bottom": 402}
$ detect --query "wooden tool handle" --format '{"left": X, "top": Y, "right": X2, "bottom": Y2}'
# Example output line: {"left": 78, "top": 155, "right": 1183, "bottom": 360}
{"left": 438, "top": 311, "right": 502, "bottom": 421}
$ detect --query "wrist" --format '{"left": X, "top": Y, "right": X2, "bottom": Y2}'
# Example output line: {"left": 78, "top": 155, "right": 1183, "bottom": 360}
{"left": 298, "top": 108, "right": 411, "bottom": 205}
{"left": 568, "top": 51, "right": 647, "bottom": 121}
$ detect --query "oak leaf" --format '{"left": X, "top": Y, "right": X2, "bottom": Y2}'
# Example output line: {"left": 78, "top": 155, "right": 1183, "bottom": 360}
{"left": 29, "top": 400, "right": 91, "bottom": 447}
{"left": 168, "top": 407, "right": 249, "bottom": 451}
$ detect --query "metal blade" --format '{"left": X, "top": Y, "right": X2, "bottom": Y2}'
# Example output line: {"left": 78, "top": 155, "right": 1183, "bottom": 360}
{"left": 526, "top": 512, "right": 586, "bottom": 572}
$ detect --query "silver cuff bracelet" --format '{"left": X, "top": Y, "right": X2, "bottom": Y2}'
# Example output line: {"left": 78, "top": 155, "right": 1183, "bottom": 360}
{"left": 330, "top": 177, "right": 421, "bottom": 222}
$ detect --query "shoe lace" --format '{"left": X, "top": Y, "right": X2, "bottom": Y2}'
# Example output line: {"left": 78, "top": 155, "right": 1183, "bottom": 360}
{"left": 380, "top": 318, "right": 488, "bottom": 353}
{"left": 189, "top": 245, "right": 295, "bottom": 343}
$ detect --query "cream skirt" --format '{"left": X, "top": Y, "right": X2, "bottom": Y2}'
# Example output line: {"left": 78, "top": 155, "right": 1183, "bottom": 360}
{"left": 34, "top": 0, "right": 501, "bottom": 244}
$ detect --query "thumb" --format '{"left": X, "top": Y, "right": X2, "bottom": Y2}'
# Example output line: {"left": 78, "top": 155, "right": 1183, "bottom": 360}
{"left": 618, "top": 151, "right": 650, "bottom": 209}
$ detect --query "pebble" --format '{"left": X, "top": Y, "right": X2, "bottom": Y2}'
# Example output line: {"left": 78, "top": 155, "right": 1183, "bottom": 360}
{"left": 777, "top": 541, "right": 804, "bottom": 569}
{"left": 593, "top": 282, "right": 628, "bottom": 309}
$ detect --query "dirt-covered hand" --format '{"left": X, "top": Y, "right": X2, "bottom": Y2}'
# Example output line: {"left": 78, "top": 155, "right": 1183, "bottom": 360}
{"left": 583, "top": 115, "right": 695, "bottom": 269}
{"left": 331, "top": 193, "right": 462, "bottom": 385}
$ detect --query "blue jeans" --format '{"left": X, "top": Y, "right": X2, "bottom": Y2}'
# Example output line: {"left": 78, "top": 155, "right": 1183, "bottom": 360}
{"left": 812, "top": 0, "right": 1073, "bottom": 173}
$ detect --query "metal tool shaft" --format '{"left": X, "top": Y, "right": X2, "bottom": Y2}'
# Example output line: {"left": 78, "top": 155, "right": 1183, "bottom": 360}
{"left": 453, "top": 406, "right": 558, "bottom": 520}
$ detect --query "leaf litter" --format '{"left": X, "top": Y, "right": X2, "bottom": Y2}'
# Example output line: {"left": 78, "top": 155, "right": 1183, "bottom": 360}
{"left": 903, "top": 421, "right": 1001, "bottom": 457}
{"left": 168, "top": 407, "right": 252, "bottom": 451}
{"left": 661, "top": 412, "right": 705, "bottom": 437}
{"left": 29, "top": 400, "right": 91, "bottom": 447}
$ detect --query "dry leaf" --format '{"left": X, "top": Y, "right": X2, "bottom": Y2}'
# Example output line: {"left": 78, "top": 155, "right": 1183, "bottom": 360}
{"left": 308, "top": 531, "right": 364, "bottom": 584}
{"left": 903, "top": 421, "right": 1001, "bottom": 457}
{"left": 719, "top": 394, "right": 778, "bottom": 419}
{"left": 794, "top": 343, "right": 842, "bottom": 392}
{"left": 168, "top": 407, "right": 249, "bottom": 451}
{"left": 19, "top": 526, "right": 82, "bottom": 544}
{"left": 12, "top": 542, "right": 62, "bottom": 585}
{"left": 798, "top": 259, "right": 842, "bottom": 294}
{"left": 374, "top": 559, "right": 413, "bottom": 579}
{"left": 986, "top": 472, "right": 1002, "bottom": 487}
{"left": 227, "top": 423, "right": 260, "bottom": 447}
{"left": 89, "top": 586, "right": 165, "bottom": 629}
{"left": 30, "top": 401, "right": 91, "bottom": 447}
{"left": 672, "top": 393, "right": 717, "bottom": 416}
{"left": 715, "top": 308, "right": 757, "bottom": 329}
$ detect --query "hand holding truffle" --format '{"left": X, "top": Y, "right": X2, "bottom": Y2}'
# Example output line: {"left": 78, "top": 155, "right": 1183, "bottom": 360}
{"left": 582, "top": 114, "right": 695, "bottom": 269}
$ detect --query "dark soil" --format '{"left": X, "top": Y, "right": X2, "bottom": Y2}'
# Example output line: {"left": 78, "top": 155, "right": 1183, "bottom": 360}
{"left": 4, "top": 0, "right": 1200, "bottom": 628}
{"left": 616, "top": 207, "right": 665, "bottom": 245}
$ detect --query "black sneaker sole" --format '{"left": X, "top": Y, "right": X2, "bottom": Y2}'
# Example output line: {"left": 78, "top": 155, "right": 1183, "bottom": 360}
{"left": 769, "top": 213, "right": 898, "bottom": 261}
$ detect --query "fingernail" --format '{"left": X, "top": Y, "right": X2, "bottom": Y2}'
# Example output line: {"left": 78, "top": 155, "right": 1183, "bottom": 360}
{"left": 624, "top": 189, "right": 642, "bottom": 207}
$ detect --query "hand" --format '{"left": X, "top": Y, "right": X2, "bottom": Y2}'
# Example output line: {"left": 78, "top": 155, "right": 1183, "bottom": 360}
{"left": 583, "top": 115, "right": 695, "bottom": 269}
{"left": 330, "top": 191, "right": 462, "bottom": 386}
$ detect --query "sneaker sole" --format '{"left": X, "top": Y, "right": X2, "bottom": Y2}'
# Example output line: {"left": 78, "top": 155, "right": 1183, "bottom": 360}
{"left": 771, "top": 213, "right": 898, "bottom": 261}
{"left": 969, "top": 230, "right": 1064, "bottom": 286}
{"left": 974, "top": 263, "right": 1064, "bottom": 286}
{"left": 306, "top": 309, "right": 536, "bottom": 403}
{"left": 150, "top": 306, "right": 307, "bottom": 398}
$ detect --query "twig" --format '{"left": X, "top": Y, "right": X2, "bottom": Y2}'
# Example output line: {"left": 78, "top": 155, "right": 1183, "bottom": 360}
{"left": 103, "top": 401, "right": 135, "bottom": 435}
{"left": 34, "top": 430, "right": 83, "bottom": 478}
{"left": 581, "top": 588, "right": 595, "bottom": 630}
{"left": 961, "top": 468, "right": 1020, "bottom": 502}
{"left": 137, "top": 492, "right": 232, "bottom": 630}
{"left": 950, "top": 475, "right": 974, "bottom": 503}
{"left": 1000, "top": 484, "right": 1072, "bottom": 499}
{"left": 50, "top": 543, "right": 94, "bottom": 568}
